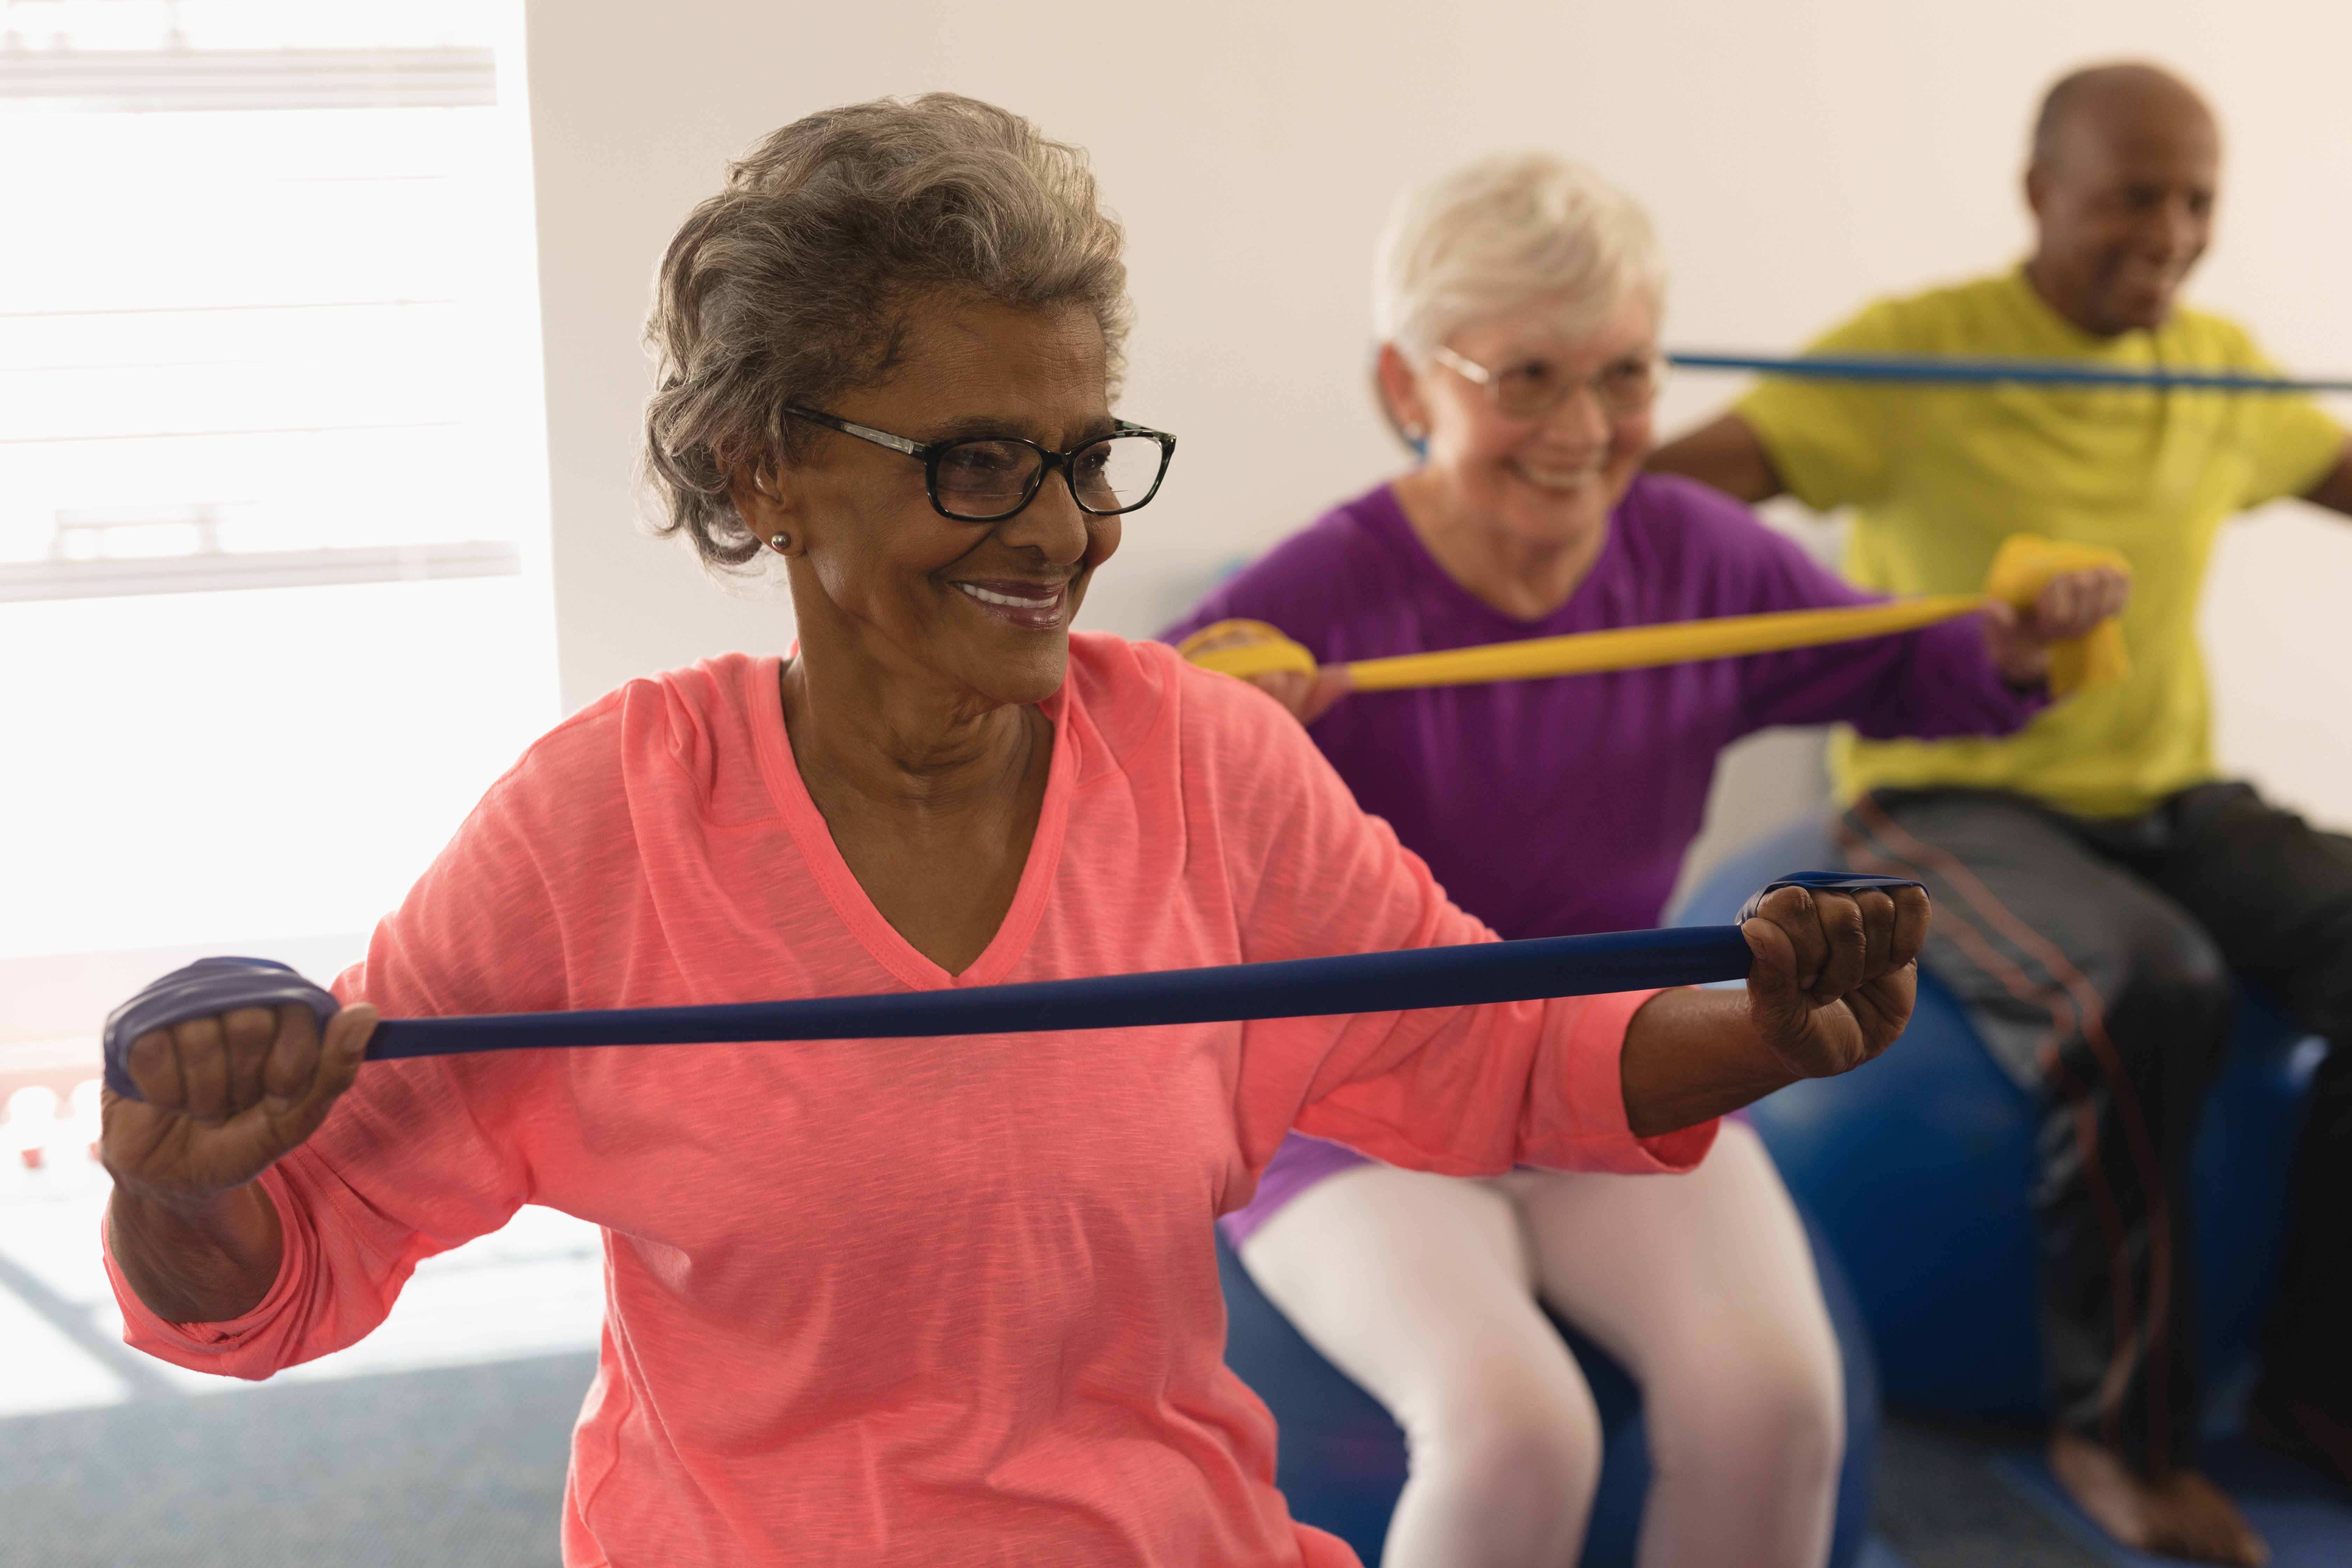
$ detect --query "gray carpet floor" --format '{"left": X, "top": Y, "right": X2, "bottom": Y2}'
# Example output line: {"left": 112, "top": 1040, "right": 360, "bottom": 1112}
{"left": 0, "top": 1353, "right": 591, "bottom": 1568}
{"left": 0, "top": 1352, "right": 2129, "bottom": 1568}
{"left": 1874, "top": 1413, "right": 2107, "bottom": 1568}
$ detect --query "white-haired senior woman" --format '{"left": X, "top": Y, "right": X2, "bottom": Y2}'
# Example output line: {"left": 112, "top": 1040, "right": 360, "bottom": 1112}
{"left": 1169, "top": 156, "right": 2123, "bottom": 1568}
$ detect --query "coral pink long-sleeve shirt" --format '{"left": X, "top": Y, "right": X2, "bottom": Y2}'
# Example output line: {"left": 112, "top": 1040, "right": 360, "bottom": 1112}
{"left": 106, "top": 634, "right": 1713, "bottom": 1567}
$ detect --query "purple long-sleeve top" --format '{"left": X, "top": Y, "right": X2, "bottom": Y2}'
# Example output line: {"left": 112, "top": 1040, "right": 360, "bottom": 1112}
{"left": 1163, "top": 474, "right": 2045, "bottom": 1242}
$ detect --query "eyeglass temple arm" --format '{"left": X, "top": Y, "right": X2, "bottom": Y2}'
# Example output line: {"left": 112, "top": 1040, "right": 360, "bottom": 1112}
{"left": 1427, "top": 345, "right": 1493, "bottom": 385}
{"left": 781, "top": 406, "right": 922, "bottom": 457}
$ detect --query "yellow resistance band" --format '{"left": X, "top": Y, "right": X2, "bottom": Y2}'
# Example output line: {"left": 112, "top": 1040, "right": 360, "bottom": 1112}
{"left": 1180, "top": 534, "right": 2132, "bottom": 700}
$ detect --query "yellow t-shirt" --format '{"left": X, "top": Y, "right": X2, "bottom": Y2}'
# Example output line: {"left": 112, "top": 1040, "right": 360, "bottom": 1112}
{"left": 1739, "top": 268, "right": 2345, "bottom": 818}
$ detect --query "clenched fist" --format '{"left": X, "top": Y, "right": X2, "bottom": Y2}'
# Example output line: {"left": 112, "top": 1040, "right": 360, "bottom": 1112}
{"left": 1739, "top": 881, "right": 1930, "bottom": 1079}
{"left": 1620, "top": 878, "right": 1932, "bottom": 1137}
{"left": 103, "top": 1001, "right": 378, "bottom": 1206}
{"left": 1981, "top": 565, "right": 2133, "bottom": 687}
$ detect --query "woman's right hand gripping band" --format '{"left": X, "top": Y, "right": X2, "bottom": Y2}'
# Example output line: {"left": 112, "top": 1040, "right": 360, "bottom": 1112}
{"left": 101, "top": 957, "right": 377, "bottom": 1208}
{"left": 1176, "top": 620, "right": 1355, "bottom": 724}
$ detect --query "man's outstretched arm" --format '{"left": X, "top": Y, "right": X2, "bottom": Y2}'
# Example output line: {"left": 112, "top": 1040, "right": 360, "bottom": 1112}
{"left": 1646, "top": 413, "right": 1789, "bottom": 504}
{"left": 2305, "top": 437, "right": 2352, "bottom": 516}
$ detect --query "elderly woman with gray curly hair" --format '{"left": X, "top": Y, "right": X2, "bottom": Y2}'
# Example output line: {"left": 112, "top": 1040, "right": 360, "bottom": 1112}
{"left": 98, "top": 97, "right": 1926, "bottom": 1567}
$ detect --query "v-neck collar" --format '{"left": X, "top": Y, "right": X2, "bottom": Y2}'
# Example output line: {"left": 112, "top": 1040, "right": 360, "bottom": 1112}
{"left": 744, "top": 654, "right": 1077, "bottom": 992}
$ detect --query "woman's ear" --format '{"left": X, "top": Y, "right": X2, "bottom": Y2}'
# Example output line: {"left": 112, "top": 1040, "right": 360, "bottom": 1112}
{"left": 729, "top": 460, "right": 803, "bottom": 556}
{"left": 1374, "top": 342, "right": 1431, "bottom": 447}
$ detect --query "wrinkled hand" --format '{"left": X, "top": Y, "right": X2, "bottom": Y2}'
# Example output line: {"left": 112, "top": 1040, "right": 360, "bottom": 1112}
{"left": 1981, "top": 566, "right": 2132, "bottom": 686}
{"left": 1186, "top": 623, "right": 1354, "bottom": 724}
{"left": 101, "top": 1002, "right": 376, "bottom": 1205}
{"left": 1741, "top": 883, "right": 1929, "bottom": 1079}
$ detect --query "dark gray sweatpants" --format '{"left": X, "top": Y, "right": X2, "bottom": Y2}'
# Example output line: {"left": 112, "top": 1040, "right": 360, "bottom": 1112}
{"left": 1838, "top": 782, "right": 2352, "bottom": 1475}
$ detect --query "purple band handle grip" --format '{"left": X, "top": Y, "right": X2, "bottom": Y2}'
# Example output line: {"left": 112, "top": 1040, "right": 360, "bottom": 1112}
{"left": 102, "top": 957, "right": 339, "bottom": 1100}
{"left": 1735, "top": 872, "right": 1927, "bottom": 924}
{"left": 98, "top": 874, "right": 1924, "bottom": 1102}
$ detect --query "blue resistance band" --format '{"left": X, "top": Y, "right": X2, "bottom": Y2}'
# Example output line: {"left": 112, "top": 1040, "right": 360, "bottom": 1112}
{"left": 97, "top": 872, "right": 1919, "bottom": 1102}
{"left": 1668, "top": 350, "right": 2352, "bottom": 396}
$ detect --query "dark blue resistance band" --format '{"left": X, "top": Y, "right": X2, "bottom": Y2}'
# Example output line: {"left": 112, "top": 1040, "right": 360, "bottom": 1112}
{"left": 1668, "top": 350, "right": 2352, "bottom": 396}
{"left": 98, "top": 872, "right": 1920, "bottom": 1102}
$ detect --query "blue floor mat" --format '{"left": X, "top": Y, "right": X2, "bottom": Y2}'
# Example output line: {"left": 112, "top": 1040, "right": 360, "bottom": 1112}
{"left": 1991, "top": 1440, "right": 2352, "bottom": 1567}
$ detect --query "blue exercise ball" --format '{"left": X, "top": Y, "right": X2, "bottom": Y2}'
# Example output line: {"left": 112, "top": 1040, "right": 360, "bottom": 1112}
{"left": 1218, "top": 1209, "right": 1881, "bottom": 1568}
{"left": 1672, "top": 815, "right": 2316, "bottom": 1419}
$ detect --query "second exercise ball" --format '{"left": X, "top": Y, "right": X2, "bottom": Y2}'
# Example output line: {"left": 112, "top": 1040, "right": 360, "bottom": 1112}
{"left": 1674, "top": 814, "right": 2314, "bottom": 1418}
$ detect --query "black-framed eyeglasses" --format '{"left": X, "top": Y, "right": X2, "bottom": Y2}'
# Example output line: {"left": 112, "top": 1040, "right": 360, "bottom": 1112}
{"left": 782, "top": 406, "right": 1177, "bottom": 523}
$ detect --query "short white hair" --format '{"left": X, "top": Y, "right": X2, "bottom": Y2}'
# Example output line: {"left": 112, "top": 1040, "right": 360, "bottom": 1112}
{"left": 1372, "top": 153, "right": 1666, "bottom": 360}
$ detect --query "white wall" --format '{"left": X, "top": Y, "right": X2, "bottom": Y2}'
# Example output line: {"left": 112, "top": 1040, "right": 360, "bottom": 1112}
{"left": 523, "top": 0, "right": 2352, "bottom": 866}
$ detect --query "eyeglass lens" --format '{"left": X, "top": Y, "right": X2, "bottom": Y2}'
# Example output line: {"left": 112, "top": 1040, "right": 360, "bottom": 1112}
{"left": 1488, "top": 357, "right": 1664, "bottom": 418}
{"left": 934, "top": 435, "right": 1165, "bottom": 519}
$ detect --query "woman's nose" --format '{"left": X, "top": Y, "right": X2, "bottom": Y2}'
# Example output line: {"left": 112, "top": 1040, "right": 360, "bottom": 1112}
{"left": 1537, "top": 381, "right": 1611, "bottom": 446}
{"left": 996, "top": 472, "right": 1091, "bottom": 562}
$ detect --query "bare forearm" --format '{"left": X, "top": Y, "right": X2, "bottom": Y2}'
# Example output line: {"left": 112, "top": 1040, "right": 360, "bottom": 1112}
{"left": 1618, "top": 987, "right": 1803, "bottom": 1137}
{"left": 1645, "top": 414, "right": 1788, "bottom": 504}
{"left": 2306, "top": 443, "right": 2352, "bottom": 517}
{"left": 106, "top": 1183, "right": 283, "bottom": 1324}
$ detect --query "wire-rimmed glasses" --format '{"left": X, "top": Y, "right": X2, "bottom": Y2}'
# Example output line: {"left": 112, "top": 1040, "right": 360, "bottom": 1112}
{"left": 1428, "top": 344, "right": 1670, "bottom": 419}
{"left": 782, "top": 406, "right": 1177, "bottom": 522}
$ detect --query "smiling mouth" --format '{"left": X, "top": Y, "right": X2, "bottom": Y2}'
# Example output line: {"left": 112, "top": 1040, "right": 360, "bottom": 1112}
{"left": 1508, "top": 458, "right": 1605, "bottom": 491}
{"left": 952, "top": 579, "right": 1069, "bottom": 629}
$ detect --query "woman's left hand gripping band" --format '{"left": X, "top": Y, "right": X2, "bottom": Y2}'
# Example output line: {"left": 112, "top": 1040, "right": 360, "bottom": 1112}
{"left": 1736, "top": 872, "right": 1931, "bottom": 1080}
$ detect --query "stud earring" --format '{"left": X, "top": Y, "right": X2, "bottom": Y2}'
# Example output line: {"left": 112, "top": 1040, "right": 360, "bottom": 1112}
{"left": 1401, "top": 422, "right": 1426, "bottom": 441}
{"left": 769, "top": 532, "right": 791, "bottom": 553}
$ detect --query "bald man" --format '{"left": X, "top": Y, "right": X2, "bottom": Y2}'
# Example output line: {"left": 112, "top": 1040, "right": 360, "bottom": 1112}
{"left": 1653, "top": 63, "right": 2352, "bottom": 1567}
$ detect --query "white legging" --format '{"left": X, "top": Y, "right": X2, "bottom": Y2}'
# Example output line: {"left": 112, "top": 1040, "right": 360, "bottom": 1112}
{"left": 1237, "top": 1121, "right": 1843, "bottom": 1568}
